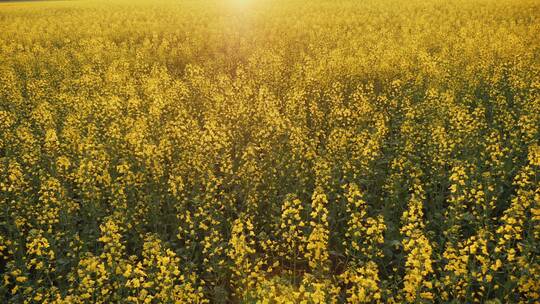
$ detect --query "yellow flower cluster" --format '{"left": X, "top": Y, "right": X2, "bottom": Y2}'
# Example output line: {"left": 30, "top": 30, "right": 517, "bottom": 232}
{"left": 344, "top": 183, "right": 385, "bottom": 260}
{"left": 227, "top": 217, "right": 260, "bottom": 300}
{"left": 276, "top": 195, "right": 307, "bottom": 270}
{"left": 305, "top": 187, "right": 330, "bottom": 273}
{"left": 442, "top": 229, "right": 496, "bottom": 302}
{"left": 340, "top": 261, "right": 381, "bottom": 303}
{"left": 400, "top": 180, "right": 434, "bottom": 302}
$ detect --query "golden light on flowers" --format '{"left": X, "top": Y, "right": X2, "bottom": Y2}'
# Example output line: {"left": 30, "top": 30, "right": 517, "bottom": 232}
{"left": 0, "top": 0, "right": 539, "bottom": 303}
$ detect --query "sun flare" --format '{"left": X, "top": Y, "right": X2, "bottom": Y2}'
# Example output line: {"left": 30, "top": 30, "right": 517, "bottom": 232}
{"left": 231, "top": 0, "right": 255, "bottom": 9}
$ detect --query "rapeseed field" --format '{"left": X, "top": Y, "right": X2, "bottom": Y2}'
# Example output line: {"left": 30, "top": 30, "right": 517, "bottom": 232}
{"left": 1, "top": 0, "right": 539, "bottom": 302}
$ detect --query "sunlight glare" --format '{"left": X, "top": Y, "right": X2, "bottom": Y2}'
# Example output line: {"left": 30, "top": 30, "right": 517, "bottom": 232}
{"left": 231, "top": 0, "right": 255, "bottom": 10}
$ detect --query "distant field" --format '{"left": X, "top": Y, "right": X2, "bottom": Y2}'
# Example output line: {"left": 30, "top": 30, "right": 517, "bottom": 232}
{"left": 1, "top": 0, "right": 539, "bottom": 303}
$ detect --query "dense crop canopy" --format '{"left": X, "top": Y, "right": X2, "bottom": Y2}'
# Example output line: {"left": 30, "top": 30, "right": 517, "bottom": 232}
{"left": 1, "top": 0, "right": 539, "bottom": 302}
